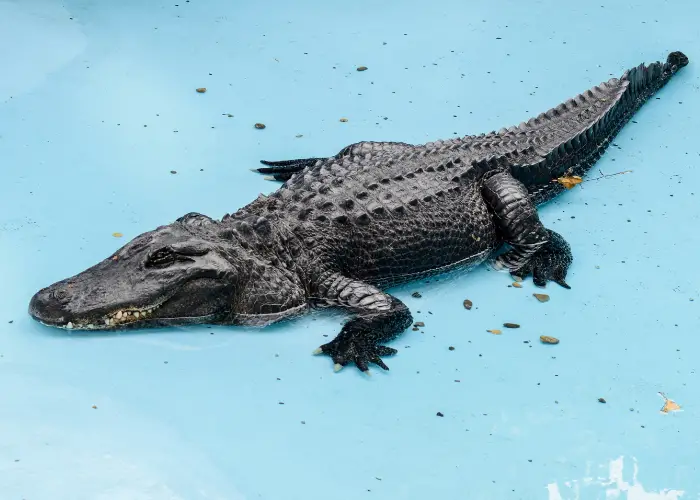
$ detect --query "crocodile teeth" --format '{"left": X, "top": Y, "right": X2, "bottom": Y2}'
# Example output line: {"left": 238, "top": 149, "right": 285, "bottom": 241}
{"left": 134, "top": 311, "right": 140, "bottom": 318}
{"left": 116, "top": 311, "right": 123, "bottom": 319}
{"left": 66, "top": 322, "right": 74, "bottom": 329}
{"left": 105, "top": 318, "right": 111, "bottom": 325}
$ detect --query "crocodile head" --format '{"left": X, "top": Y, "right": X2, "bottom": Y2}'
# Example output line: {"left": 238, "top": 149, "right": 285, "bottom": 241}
{"left": 28, "top": 213, "right": 241, "bottom": 331}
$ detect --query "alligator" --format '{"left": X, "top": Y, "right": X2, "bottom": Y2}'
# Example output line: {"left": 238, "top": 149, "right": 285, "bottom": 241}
{"left": 29, "top": 51, "right": 688, "bottom": 374}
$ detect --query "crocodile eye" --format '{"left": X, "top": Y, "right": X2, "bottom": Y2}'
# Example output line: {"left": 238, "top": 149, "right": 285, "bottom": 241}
{"left": 145, "top": 248, "right": 177, "bottom": 268}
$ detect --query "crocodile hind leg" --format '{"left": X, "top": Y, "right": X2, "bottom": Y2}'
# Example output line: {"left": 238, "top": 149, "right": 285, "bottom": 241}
{"left": 252, "top": 157, "right": 325, "bottom": 181}
{"left": 482, "top": 171, "right": 573, "bottom": 288}
{"left": 311, "top": 272, "right": 413, "bottom": 374}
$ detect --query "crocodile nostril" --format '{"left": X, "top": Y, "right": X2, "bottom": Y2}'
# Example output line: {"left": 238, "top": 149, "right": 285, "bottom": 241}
{"left": 52, "top": 289, "right": 68, "bottom": 302}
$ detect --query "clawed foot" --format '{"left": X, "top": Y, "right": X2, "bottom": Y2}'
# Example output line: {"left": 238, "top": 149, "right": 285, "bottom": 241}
{"left": 313, "top": 333, "right": 398, "bottom": 374}
{"left": 510, "top": 230, "right": 572, "bottom": 289}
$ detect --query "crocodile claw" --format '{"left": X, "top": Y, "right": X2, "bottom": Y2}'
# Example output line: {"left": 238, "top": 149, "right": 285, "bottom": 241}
{"left": 315, "top": 335, "right": 397, "bottom": 373}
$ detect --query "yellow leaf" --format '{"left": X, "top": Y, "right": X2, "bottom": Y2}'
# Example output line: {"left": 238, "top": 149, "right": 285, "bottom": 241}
{"left": 487, "top": 329, "right": 502, "bottom": 335}
{"left": 112, "top": 232, "right": 123, "bottom": 238}
{"left": 659, "top": 392, "right": 681, "bottom": 413}
{"left": 557, "top": 175, "right": 583, "bottom": 189}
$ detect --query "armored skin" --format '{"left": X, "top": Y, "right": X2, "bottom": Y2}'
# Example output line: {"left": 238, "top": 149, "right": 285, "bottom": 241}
{"left": 29, "top": 52, "right": 689, "bottom": 374}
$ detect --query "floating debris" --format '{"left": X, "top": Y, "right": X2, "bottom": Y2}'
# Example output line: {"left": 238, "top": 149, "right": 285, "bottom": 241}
{"left": 414, "top": 321, "right": 425, "bottom": 327}
{"left": 487, "top": 329, "right": 502, "bottom": 335}
{"left": 533, "top": 293, "right": 550, "bottom": 302}
{"left": 463, "top": 299, "right": 473, "bottom": 310}
{"left": 659, "top": 392, "right": 681, "bottom": 413}
{"left": 598, "top": 397, "right": 607, "bottom": 404}
{"left": 112, "top": 232, "right": 123, "bottom": 238}
{"left": 92, "top": 405, "right": 97, "bottom": 409}
{"left": 556, "top": 175, "right": 583, "bottom": 189}
{"left": 412, "top": 291, "right": 422, "bottom": 298}
{"left": 195, "top": 87, "right": 207, "bottom": 93}
{"left": 539, "top": 335, "right": 559, "bottom": 344}
{"left": 512, "top": 282, "right": 522, "bottom": 288}
{"left": 170, "top": 170, "right": 177, "bottom": 174}
{"left": 436, "top": 412, "right": 444, "bottom": 417}
{"left": 357, "top": 66, "right": 368, "bottom": 71}
{"left": 339, "top": 117, "right": 349, "bottom": 123}
{"left": 503, "top": 323, "right": 520, "bottom": 329}
{"left": 448, "top": 346, "right": 455, "bottom": 351}
{"left": 254, "top": 123, "right": 266, "bottom": 129}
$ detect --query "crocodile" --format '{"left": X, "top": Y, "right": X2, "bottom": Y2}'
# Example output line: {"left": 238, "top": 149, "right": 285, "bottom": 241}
{"left": 29, "top": 51, "right": 688, "bottom": 374}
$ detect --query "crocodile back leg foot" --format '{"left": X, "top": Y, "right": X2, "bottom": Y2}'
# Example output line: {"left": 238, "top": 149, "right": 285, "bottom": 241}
{"left": 510, "top": 229, "right": 572, "bottom": 288}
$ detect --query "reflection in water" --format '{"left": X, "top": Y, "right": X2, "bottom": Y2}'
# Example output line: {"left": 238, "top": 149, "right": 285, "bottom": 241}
{"left": 547, "top": 456, "right": 684, "bottom": 499}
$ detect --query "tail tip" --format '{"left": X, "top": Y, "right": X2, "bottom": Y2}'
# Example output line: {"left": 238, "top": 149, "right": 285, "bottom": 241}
{"left": 667, "top": 51, "right": 689, "bottom": 70}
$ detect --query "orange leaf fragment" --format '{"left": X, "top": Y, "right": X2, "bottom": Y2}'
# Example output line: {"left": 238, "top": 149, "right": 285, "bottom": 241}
{"left": 659, "top": 392, "right": 681, "bottom": 413}
{"left": 557, "top": 175, "right": 583, "bottom": 189}
{"left": 487, "top": 329, "right": 502, "bottom": 335}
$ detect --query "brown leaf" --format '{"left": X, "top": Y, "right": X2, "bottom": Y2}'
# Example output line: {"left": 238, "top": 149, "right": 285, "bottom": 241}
{"left": 512, "top": 282, "right": 522, "bottom": 288}
{"left": 540, "top": 335, "right": 559, "bottom": 344}
{"left": 195, "top": 87, "right": 207, "bottom": 93}
{"left": 557, "top": 175, "right": 583, "bottom": 189}
{"left": 533, "top": 293, "right": 550, "bottom": 302}
{"left": 487, "top": 329, "right": 502, "bottom": 335}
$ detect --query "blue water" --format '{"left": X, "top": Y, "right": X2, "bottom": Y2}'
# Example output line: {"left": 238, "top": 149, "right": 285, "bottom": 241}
{"left": 1, "top": 0, "right": 698, "bottom": 498}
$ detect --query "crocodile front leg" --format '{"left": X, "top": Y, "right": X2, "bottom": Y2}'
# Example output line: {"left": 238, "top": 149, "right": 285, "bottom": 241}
{"left": 482, "top": 171, "right": 573, "bottom": 288}
{"left": 311, "top": 272, "right": 413, "bottom": 374}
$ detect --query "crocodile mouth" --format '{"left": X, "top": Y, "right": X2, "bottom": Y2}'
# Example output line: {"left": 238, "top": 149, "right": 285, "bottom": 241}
{"left": 30, "top": 293, "right": 173, "bottom": 331}
{"left": 29, "top": 277, "right": 230, "bottom": 331}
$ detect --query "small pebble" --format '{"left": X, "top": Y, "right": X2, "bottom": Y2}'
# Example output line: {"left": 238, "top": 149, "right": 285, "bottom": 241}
{"left": 195, "top": 87, "right": 207, "bottom": 93}
{"left": 503, "top": 323, "right": 520, "bottom": 329}
{"left": 412, "top": 327, "right": 419, "bottom": 331}
{"left": 357, "top": 66, "right": 368, "bottom": 71}
{"left": 533, "top": 293, "right": 550, "bottom": 302}
{"left": 170, "top": 170, "right": 177, "bottom": 174}
{"left": 463, "top": 299, "right": 473, "bottom": 310}
{"left": 339, "top": 117, "right": 348, "bottom": 122}
{"left": 412, "top": 292, "right": 422, "bottom": 298}
{"left": 414, "top": 321, "right": 425, "bottom": 327}
{"left": 598, "top": 398, "right": 607, "bottom": 404}
{"left": 448, "top": 346, "right": 455, "bottom": 351}
{"left": 436, "top": 412, "right": 444, "bottom": 417}
{"left": 254, "top": 123, "right": 266, "bottom": 129}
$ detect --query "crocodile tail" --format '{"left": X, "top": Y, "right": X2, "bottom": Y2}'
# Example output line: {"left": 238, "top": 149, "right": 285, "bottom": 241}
{"left": 512, "top": 51, "right": 688, "bottom": 204}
